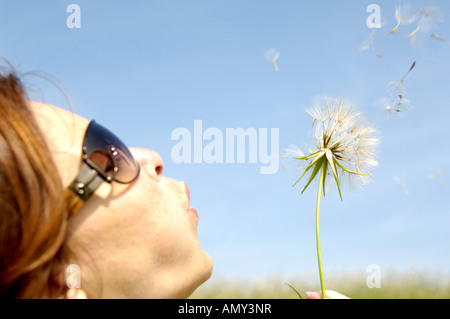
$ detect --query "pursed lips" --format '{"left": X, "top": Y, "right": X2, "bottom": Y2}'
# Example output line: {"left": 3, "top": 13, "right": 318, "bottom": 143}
{"left": 183, "top": 182, "right": 198, "bottom": 218}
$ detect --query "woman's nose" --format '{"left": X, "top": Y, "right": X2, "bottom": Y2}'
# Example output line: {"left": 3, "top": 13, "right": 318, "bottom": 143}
{"left": 130, "top": 147, "right": 164, "bottom": 178}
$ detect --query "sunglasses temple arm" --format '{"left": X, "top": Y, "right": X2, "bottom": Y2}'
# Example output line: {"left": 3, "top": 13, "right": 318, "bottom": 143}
{"left": 65, "top": 189, "right": 85, "bottom": 217}
{"left": 67, "top": 164, "right": 105, "bottom": 214}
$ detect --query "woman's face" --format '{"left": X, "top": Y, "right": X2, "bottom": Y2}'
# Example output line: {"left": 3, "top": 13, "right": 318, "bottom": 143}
{"left": 31, "top": 102, "right": 213, "bottom": 298}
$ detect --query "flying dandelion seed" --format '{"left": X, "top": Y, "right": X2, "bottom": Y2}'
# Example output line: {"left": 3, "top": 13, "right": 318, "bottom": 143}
{"left": 388, "top": 61, "right": 416, "bottom": 93}
{"left": 431, "top": 33, "right": 450, "bottom": 44}
{"left": 428, "top": 170, "right": 448, "bottom": 189}
{"left": 384, "top": 98, "right": 401, "bottom": 116}
{"left": 359, "top": 29, "right": 382, "bottom": 58}
{"left": 408, "top": 7, "right": 444, "bottom": 44}
{"left": 384, "top": 105, "right": 399, "bottom": 116}
{"left": 390, "top": 4, "right": 417, "bottom": 34}
{"left": 264, "top": 48, "right": 280, "bottom": 72}
{"left": 384, "top": 94, "right": 413, "bottom": 116}
{"left": 393, "top": 175, "right": 410, "bottom": 195}
{"left": 396, "top": 94, "right": 413, "bottom": 112}
{"left": 286, "top": 96, "right": 379, "bottom": 299}
{"left": 428, "top": 170, "right": 440, "bottom": 180}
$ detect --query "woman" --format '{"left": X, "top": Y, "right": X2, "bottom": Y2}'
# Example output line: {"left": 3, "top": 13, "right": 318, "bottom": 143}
{"left": 0, "top": 70, "right": 213, "bottom": 298}
{"left": 0, "top": 69, "right": 348, "bottom": 299}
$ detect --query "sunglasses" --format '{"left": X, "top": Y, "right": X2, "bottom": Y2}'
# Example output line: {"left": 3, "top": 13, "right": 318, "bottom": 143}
{"left": 67, "top": 120, "right": 140, "bottom": 207}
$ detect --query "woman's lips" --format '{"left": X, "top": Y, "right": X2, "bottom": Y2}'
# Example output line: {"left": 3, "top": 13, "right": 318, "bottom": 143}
{"left": 184, "top": 182, "right": 198, "bottom": 218}
{"left": 188, "top": 206, "right": 198, "bottom": 217}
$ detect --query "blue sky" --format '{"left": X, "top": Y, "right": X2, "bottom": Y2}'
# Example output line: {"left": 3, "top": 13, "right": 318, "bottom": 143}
{"left": 1, "top": 0, "right": 449, "bottom": 287}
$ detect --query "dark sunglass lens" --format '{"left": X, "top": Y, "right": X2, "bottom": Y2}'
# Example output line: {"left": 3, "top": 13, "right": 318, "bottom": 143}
{"left": 109, "top": 146, "right": 140, "bottom": 183}
{"left": 83, "top": 120, "right": 140, "bottom": 183}
{"left": 88, "top": 150, "right": 116, "bottom": 179}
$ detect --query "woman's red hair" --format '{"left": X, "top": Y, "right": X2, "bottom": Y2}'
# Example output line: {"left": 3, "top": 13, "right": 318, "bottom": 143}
{"left": 0, "top": 71, "right": 70, "bottom": 298}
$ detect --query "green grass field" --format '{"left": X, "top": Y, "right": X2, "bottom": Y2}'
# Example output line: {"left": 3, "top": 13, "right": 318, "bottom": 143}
{"left": 190, "top": 270, "right": 450, "bottom": 299}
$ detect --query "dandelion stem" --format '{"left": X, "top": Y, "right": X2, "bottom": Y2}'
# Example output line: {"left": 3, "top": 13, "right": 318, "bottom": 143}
{"left": 316, "top": 160, "right": 326, "bottom": 299}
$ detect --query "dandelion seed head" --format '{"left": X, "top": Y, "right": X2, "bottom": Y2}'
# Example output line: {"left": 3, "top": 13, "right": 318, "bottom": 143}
{"left": 293, "top": 97, "right": 379, "bottom": 191}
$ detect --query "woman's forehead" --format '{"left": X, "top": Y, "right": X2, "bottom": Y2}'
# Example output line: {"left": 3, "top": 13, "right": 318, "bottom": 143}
{"left": 29, "top": 101, "right": 89, "bottom": 148}
{"left": 29, "top": 101, "right": 90, "bottom": 186}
